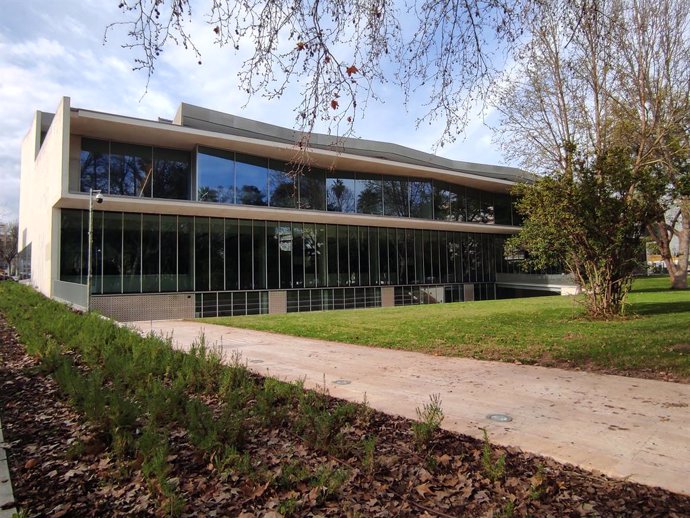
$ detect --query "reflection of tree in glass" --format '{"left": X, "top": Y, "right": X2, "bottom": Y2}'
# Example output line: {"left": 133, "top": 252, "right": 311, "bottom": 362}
{"left": 155, "top": 158, "right": 190, "bottom": 199}
{"left": 80, "top": 150, "right": 109, "bottom": 191}
{"left": 269, "top": 181, "right": 297, "bottom": 207}
{"left": 357, "top": 181, "right": 382, "bottom": 214}
{"left": 409, "top": 181, "right": 432, "bottom": 218}
{"left": 327, "top": 179, "right": 354, "bottom": 211}
{"left": 299, "top": 176, "right": 325, "bottom": 210}
{"left": 466, "top": 190, "right": 483, "bottom": 222}
{"left": 237, "top": 185, "right": 267, "bottom": 206}
{"left": 198, "top": 185, "right": 233, "bottom": 203}
{"left": 382, "top": 179, "right": 408, "bottom": 217}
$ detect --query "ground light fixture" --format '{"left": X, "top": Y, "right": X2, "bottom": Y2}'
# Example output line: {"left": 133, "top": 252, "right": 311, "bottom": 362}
{"left": 487, "top": 413, "right": 513, "bottom": 422}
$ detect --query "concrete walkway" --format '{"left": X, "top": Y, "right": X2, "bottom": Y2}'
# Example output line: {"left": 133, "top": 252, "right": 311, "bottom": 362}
{"left": 131, "top": 320, "right": 690, "bottom": 496}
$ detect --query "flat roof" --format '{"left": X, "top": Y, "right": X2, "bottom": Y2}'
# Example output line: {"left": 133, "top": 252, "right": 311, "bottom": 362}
{"left": 175, "top": 103, "right": 530, "bottom": 183}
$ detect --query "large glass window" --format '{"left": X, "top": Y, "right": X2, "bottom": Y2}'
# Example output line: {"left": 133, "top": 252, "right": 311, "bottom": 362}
{"left": 210, "top": 218, "right": 225, "bottom": 291}
{"left": 239, "top": 220, "right": 254, "bottom": 288}
{"left": 197, "top": 147, "right": 235, "bottom": 203}
{"left": 80, "top": 139, "right": 109, "bottom": 193}
{"left": 225, "top": 219, "right": 239, "bottom": 290}
{"left": 62, "top": 209, "right": 508, "bottom": 299}
{"left": 299, "top": 168, "right": 326, "bottom": 210}
{"left": 195, "top": 217, "right": 210, "bottom": 291}
{"left": 236, "top": 154, "right": 268, "bottom": 206}
{"left": 316, "top": 224, "right": 327, "bottom": 287}
{"left": 110, "top": 142, "right": 152, "bottom": 197}
{"left": 266, "top": 222, "right": 281, "bottom": 289}
{"left": 327, "top": 224, "right": 338, "bottom": 286}
{"left": 102, "top": 212, "right": 123, "bottom": 294}
{"left": 466, "top": 188, "right": 483, "bottom": 223}
{"left": 327, "top": 173, "right": 356, "bottom": 212}
{"left": 60, "top": 210, "right": 84, "bottom": 284}
{"left": 382, "top": 177, "right": 409, "bottom": 217}
{"left": 268, "top": 160, "right": 297, "bottom": 208}
{"left": 178, "top": 216, "right": 194, "bottom": 291}
{"left": 154, "top": 148, "right": 191, "bottom": 200}
{"left": 338, "top": 226, "right": 350, "bottom": 286}
{"left": 494, "top": 193, "right": 512, "bottom": 225}
{"left": 293, "top": 223, "right": 305, "bottom": 288}
{"left": 304, "top": 223, "right": 318, "bottom": 288}
{"left": 356, "top": 174, "right": 382, "bottom": 215}
{"left": 253, "top": 220, "right": 267, "bottom": 289}
{"left": 142, "top": 214, "right": 159, "bottom": 292}
{"left": 278, "top": 223, "right": 293, "bottom": 289}
{"left": 160, "top": 215, "right": 177, "bottom": 291}
{"left": 409, "top": 180, "right": 433, "bottom": 219}
{"left": 368, "top": 227, "right": 380, "bottom": 286}
{"left": 433, "top": 182, "right": 452, "bottom": 221}
{"left": 122, "top": 213, "right": 141, "bottom": 293}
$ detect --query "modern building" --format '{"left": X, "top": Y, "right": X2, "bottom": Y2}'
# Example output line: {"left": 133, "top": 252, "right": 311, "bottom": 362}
{"left": 18, "top": 97, "right": 570, "bottom": 321}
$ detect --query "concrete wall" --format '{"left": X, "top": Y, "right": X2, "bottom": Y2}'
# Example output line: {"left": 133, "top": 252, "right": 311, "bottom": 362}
{"left": 268, "top": 291, "right": 287, "bottom": 314}
{"left": 381, "top": 287, "right": 394, "bottom": 307}
{"left": 91, "top": 293, "right": 195, "bottom": 322}
{"left": 19, "top": 97, "right": 71, "bottom": 297}
{"left": 495, "top": 273, "right": 578, "bottom": 295}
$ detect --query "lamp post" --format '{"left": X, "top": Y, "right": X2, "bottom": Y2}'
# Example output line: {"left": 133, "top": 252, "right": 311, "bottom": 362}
{"left": 86, "top": 188, "right": 103, "bottom": 311}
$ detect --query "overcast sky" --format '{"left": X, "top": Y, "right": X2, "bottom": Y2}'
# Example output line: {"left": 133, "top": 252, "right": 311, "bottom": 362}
{"left": 0, "top": 0, "right": 509, "bottom": 220}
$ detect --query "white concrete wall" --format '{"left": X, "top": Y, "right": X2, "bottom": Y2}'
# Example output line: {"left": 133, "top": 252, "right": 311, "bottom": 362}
{"left": 18, "top": 97, "right": 71, "bottom": 297}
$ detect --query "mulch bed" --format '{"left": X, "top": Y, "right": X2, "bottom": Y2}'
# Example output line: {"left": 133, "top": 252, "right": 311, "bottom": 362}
{"left": 1, "top": 314, "right": 690, "bottom": 517}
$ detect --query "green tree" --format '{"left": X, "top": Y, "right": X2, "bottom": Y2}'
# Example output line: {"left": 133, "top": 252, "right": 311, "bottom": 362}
{"left": 508, "top": 149, "right": 661, "bottom": 318}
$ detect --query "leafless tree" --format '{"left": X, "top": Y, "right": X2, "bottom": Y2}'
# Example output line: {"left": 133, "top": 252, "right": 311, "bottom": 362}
{"left": 495, "top": 0, "right": 690, "bottom": 288}
{"left": 0, "top": 220, "right": 19, "bottom": 276}
{"left": 109, "top": 0, "right": 530, "bottom": 147}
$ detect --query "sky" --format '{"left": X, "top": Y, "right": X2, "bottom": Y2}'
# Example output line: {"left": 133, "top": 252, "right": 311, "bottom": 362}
{"left": 0, "top": 0, "right": 508, "bottom": 220}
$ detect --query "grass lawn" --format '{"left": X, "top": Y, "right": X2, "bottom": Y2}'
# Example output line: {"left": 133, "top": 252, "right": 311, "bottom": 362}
{"left": 203, "top": 276, "right": 690, "bottom": 380}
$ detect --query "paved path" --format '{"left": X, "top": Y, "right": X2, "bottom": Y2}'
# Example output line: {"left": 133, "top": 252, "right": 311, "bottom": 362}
{"left": 131, "top": 320, "right": 690, "bottom": 496}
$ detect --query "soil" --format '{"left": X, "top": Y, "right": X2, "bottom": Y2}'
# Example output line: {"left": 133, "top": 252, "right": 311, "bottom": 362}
{"left": 2, "top": 315, "right": 690, "bottom": 517}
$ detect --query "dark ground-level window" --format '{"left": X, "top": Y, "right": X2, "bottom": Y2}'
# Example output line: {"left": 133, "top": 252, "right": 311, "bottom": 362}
{"left": 122, "top": 213, "right": 141, "bottom": 293}
{"left": 60, "top": 210, "right": 84, "bottom": 283}
{"left": 102, "top": 212, "right": 123, "bottom": 294}
{"left": 160, "top": 215, "right": 177, "bottom": 291}
{"left": 178, "top": 216, "right": 194, "bottom": 291}
{"left": 62, "top": 209, "right": 511, "bottom": 297}
{"left": 210, "top": 218, "right": 225, "bottom": 291}
{"left": 142, "top": 214, "right": 160, "bottom": 292}
{"left": 195, "top": 217, "right": 210, "bottom": 292}
{"left": 225, "top": 219, "right": 239, "bottom": 290}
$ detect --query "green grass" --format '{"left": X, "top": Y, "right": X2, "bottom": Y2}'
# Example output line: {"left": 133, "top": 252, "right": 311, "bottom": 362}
{"left": 203, "top": 276, "right": 690, "bottom": 380}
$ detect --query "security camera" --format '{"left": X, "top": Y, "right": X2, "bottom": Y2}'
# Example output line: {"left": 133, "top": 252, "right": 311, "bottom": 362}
{"left": 95, "top": 193, "right": 104, "bottom": 204}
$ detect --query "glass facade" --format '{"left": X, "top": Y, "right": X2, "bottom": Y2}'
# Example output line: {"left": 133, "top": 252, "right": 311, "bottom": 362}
{"left": 61, "top": 209, "right": 502, "bottom": 296}
{"left": 79, "top": 139, "right": 518, "bottom": 226}
{"left": 81, "top": 138, "right": 191, "bottom": 199}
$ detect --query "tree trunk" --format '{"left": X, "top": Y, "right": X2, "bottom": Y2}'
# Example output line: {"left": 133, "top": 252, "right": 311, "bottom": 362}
{"left": 670, "top": 200, "right": 690, "bottom": 289}
{"left": 647, "top": 203, "right": 689, "bottom": 290}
